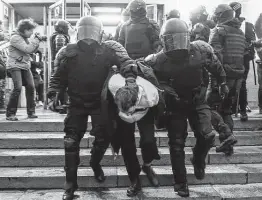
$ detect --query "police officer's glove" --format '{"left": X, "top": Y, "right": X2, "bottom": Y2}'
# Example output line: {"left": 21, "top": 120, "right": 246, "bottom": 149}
{"left": 47, "top": 90, "right": 57, "bottom": 99}
{"left": 120, "top": 63, "right": 138, "bottom": 79}
{"left": 219, "top": 83, "right": 229, "bottom": 100}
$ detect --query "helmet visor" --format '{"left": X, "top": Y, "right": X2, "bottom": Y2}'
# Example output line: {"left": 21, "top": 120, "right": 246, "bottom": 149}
{"left": 161, "top": 32, "right": 190, "bottom": 52}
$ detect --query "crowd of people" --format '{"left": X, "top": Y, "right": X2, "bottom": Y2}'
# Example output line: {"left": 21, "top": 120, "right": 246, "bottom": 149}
{"left": 1, "top": 0, "right": 262, "bottom": 199}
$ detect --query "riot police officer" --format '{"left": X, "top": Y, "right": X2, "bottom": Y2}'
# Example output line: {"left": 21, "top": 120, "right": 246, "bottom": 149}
{"left": 145, "top": 18, "right": 228, "bottom": 197}
{"left": 48, "top": 16, "right": 137, "bottom": 200}
{"left": 118, "top": 0, "right": 161, "bottom": 59}
{"left": 209, "top": 4, "right": 246, "bottom": 155}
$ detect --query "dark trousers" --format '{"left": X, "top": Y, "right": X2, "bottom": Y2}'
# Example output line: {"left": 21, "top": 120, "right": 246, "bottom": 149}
{"left": 35, "top": 82, "right": 44, "bottom": 102}
{"left": 63, "top": 106, "right": 110, "bottom": 190}
{"left": 239, "top": 55, "right": 250, "bottom": 113}
{"left": 257, "top": 62, "right": 262, "bottom": 108}
{"left": 117, "top": 109, "right": 160, "bottom": 182}
{"left": 167, "top": 101, "right": 214, "bottom": 185}
{"left": 6, "top": 68, "right": 35, "bottom": 116}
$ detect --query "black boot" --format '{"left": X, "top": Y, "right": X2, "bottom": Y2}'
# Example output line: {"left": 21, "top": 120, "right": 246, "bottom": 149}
{"left": 240, "top": 112, "right": 248, "bottom": 122}
{"left": 174, "top": 183, "right": 189, "bottom": 197}
{"left": 216, "top": 135, "right": 237, "bottom": 154}
{"left": 127, "top": 176, "right": 141, "bottom": 197}
{"left": 90, "top": 146, "right": 106, "bottom": 182}
{"left": 190, "top": 156, "right": 205, "bottom": 180}
{"left": 191, "top": 144, "right": 208, "bottom": 180}
{"left": 91, "top": 164, "right": 105, "bottom": 182}
{"left": 142, "top": 164, "right": 159, "bottom": 187}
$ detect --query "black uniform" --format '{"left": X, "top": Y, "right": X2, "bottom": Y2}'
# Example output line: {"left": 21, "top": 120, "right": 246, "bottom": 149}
{"left": 48, "top": 38, "right": 136, "bottom": 198}
{"left": 145, "top": 19, "right": 227, "bottom": 196}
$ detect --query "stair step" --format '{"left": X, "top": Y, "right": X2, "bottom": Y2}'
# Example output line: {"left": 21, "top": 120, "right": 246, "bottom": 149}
{"left": 0, "top": 117, "right": 262, "bottom": 131}
{"left": 0, "top": 131, "right": 261, "bottom": 149}
{"left": 1, "top": 164, "right": 261, "bottom": 189}
{"left": 0, "top": 146, "right": 262, "bottom": 167}
{"left": 2, "top": 183, "right": 262, "bottom": 200}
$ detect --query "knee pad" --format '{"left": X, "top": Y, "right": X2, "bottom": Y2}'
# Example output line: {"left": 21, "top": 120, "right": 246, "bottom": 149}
{"left": 64, "top": 136, "right": 79, "bottom": 152}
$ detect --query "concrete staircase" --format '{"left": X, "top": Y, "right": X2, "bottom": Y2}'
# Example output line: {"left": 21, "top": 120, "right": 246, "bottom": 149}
{"left": 1, "top": 109, "right": 262, "bottom": 199}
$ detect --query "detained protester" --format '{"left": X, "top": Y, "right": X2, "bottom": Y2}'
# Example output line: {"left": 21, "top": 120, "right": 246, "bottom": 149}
{"left": 191, "top": 8, "right": 237, "bottom": 156}
{"left": 6, "top": 19, "right": 47, "bottom": 121}
{"left": 229, "top": 2, "right": 256, "bottom": 121}
{"left": 47, "top": 16, "right": 137, "bottom": 200}
{"left": 107, "top": 63, "right": 164, "bottom": 196}
{"left": 208, "top": 4, "right": 246, "bottom": 155}
{"left": 144, "top": 18, "right": 228, "bottom": 197}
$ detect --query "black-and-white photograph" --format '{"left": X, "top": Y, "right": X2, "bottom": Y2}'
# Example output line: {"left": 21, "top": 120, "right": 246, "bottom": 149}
{"left": 0, "top": 0, "right": 262, "bottom": 199}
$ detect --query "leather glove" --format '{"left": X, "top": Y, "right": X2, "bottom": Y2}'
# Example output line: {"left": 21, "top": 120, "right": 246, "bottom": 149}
{"left": 219, "top": 83, "right": 229, "bottom": 100}
{"left": 120, "top": 63, "right": 138, "bottom": 79}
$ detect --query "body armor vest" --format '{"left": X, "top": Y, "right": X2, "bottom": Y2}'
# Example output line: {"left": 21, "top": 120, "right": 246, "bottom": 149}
{"left": 124, "top": 19, "right": 153, "bottom": 59}
{"left": 65, "top": 44, "right": 112, "bottom": 108}
{"left": 219, "top": 25, "right": 246, "bottom": 66}
{"left": 154, "top": 50, "right": 203, "bottom": 99}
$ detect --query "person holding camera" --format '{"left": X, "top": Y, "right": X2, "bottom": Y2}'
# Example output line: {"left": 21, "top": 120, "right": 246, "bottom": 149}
{"left": 6, "top": 19, "right": 47, "bottom": 121}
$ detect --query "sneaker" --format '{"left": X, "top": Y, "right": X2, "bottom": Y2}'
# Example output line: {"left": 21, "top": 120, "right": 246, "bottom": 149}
{"left": 127, "top": 177, "right": 141, "bottom": 197}
{"left": 174, "top": 183, "right": 189, "bottom": 197}
{"left": 246, "top": 105, "right": 251, "bottom": 112}
{"left": 6, "top": 115, "right": 18, "bottom": 121}
{"left": 142, "top": 165, "right": 159, "bottom": 187}
{"left": 91, "top": 164, "right": 106, "bottom": 183}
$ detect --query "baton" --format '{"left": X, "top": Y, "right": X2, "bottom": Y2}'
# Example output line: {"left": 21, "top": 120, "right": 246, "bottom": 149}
{"left": 252, "top": 59, "right": 257, "bottom": 85}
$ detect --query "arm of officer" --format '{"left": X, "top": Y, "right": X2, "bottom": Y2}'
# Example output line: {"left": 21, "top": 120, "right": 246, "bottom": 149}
{"left": 148, "top": 19, "right": 162, "bottom": 52}
{"left": 209, "top": 26, "right": 226, "bottom": 63}
{"left": 104, "top": 40, "right": 138, "bottom": 79}
{"left": 192, "top": 40, "right": 226, "bottom": 84}
{"left": 118, "top": 23, "right": 126, "bottom": 46}
{"left": 48, "top": 46, "right": 68, "bottom": 98}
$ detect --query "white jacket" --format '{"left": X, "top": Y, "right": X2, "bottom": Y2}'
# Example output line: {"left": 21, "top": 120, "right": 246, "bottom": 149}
{"left": 108, "top": 73, "right": 159, "bottom": 123}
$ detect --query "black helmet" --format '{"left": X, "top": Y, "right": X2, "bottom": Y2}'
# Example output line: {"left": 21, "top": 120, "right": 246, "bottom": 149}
{"left": 126, "top": 0, "right": 146, "bottom": 12}
{"left": 76, "top": 16, "right": 103, "bottom": 43}
{"left": 54, "top": 20, "right": 69, "bottom": 34}
{"left": 213, "top": 4, "right": 234, "bottom": 25}
{"left": 189, "top": 5, "right": 208, "bottom": 25}
{"left": 160, "top": 18, "right": 190, "bottom": 53}
{"left": 166, "top": 9, "right": 180, "bottom": 20}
